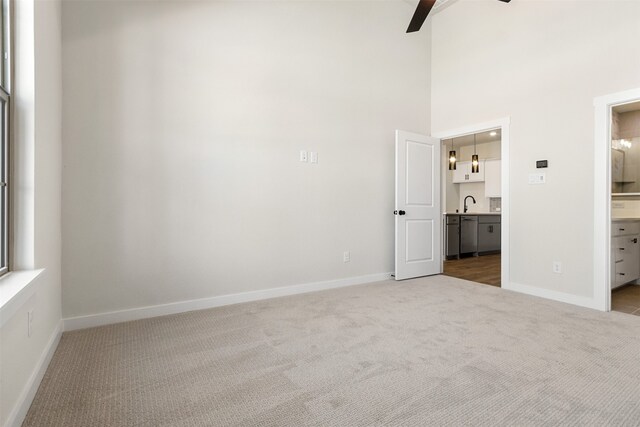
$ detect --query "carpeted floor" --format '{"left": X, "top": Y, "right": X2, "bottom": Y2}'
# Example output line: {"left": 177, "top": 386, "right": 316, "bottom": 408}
{"left": 24, "top": 275, "right": 640, "bottom": 426}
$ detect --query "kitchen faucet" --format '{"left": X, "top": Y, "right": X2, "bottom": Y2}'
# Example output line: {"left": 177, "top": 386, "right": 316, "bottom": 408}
{"left": 463, "top": 195, "right": 476, "bottom": 213}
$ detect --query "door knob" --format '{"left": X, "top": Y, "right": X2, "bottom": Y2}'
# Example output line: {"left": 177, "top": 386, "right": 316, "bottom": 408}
{"left": 393, "top": 210, "right": 406, "bottom": 216}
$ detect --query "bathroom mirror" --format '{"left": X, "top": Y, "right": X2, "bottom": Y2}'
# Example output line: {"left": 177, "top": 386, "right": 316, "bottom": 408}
{"left": 612, "top": 106, "right": 640, "bottom": 194}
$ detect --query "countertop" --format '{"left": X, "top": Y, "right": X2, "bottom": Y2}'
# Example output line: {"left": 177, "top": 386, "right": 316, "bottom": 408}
{"left": 443, "top": 212, "right": 501, "bottom": 216}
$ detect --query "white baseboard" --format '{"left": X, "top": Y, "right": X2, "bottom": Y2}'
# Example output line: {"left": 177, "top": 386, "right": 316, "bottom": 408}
{"left": 64, "top": 272, "right": 393, "bottom": 331}
{"left": 503, "top": 281, "right": 600, "bottom": 311}
{"left": 6, "top": 320, "right": 62, "bottom": 427}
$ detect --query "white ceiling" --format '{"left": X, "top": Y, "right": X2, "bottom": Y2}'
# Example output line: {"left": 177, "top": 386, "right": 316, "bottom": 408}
{"left": 614, "top": 101, "right": 640, "bottom": 113}
{"left": 441, "top": 129, "right": 501, "bottom": 148}
{"left": 432, "top": 0, "right": 459, "bottom": 14}
{"left": 402, "top": 0, "right": 458, "bottom": 17}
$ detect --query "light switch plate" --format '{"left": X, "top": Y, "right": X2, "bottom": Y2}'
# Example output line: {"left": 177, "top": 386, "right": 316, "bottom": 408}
{"left": 528, "top": 173, "right": 546, "bottom": 185}
{"left": 310, "top": 152, "right": 318, "bottom": 164}
{"left": 299, "top": 150, "right": 308, "bottom": 162}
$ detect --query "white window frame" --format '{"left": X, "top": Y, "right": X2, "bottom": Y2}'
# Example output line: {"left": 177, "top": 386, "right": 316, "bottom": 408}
{"left": 0, "top": 0, "right": 10, "bottom": 277}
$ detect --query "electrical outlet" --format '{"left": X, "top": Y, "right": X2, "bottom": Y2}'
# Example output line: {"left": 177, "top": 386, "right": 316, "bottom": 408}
{"left": 299, "top": 150, "right": 308, "bottom": 162}
{"left": 553, "top": 261, "right": 562, "bottom": 274}
{"left": 343, "top": 251, "right": 350, "bottom": 263}
{"left": 27, "top": 310, "right": 34, "bottom": 337}
{"left": 310, "top": 152, "right": 318, "bottom": 164}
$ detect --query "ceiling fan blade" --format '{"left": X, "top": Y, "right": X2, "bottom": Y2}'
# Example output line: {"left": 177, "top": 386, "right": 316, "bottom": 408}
{"left": 406, "top": 0, "right": 436, "bottom": 33}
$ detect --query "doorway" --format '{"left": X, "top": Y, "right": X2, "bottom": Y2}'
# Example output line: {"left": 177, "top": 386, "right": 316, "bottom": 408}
{"left": 595, "top": 91, "right": 640, "bottom": 315}
{"left": 433, "top": 118, "right": 511, "bottom": 288}
{"left": 440, "top": 129, "right": 502, "bottom": 287}
{"left": 594, "top": 88, "right": 640, "bottom": 312}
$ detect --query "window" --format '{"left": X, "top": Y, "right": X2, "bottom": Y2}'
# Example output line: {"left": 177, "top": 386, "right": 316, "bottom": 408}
{"left": 0, "top": 0, "right": 9, "bottom": 276}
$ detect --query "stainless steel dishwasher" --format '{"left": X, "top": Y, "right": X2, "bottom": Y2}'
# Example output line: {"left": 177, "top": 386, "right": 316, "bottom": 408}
{"left": 460, "top": 216, "right": 478, "bottom": 255}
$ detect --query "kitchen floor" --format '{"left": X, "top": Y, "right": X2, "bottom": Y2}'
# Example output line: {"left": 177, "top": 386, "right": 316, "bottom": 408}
{"left": 611, "top": 285, "right": 640, "bottom": 316}
{"left": 443, "top": 254, "right": 501, "bottom": 287}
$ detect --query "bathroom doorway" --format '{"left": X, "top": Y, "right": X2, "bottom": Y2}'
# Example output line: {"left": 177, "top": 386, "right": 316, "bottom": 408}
{"left": 610, "top": 100, "right": 640, "bottom": 316}
{"left": 594, "top": 87, "right": 640, "bottom": 313}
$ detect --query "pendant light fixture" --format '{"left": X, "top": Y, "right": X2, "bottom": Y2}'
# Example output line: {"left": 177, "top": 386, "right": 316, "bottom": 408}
{"left": 448, "top": 139, "right": 457, "bottom": 170}
{"left": 471, "top": 134, "right": 480, "bottom": 173}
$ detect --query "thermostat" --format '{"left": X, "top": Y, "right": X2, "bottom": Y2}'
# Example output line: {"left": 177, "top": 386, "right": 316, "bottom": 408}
{"left": 536, "top": 160, "right": 548, "bottom": 168}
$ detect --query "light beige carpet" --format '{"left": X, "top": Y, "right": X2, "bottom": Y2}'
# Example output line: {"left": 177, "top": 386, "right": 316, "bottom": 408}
{"left": 24, "top": 275, "right": 640, "bottom": 426}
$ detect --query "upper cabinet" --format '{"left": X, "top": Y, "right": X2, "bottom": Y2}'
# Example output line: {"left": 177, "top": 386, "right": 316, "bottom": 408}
{"left": 452, "top": 160, "right": 485, "bottom": 184}
{"left": 484, "top": 159, "right": 501, "bottom": 197}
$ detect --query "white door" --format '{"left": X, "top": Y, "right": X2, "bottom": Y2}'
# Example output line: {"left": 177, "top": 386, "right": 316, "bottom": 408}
{"left": 394, "top": 130, "right": 442, "bottom": 280}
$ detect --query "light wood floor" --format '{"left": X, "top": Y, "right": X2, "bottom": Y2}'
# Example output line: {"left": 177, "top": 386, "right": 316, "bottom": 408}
{"left": 443, "top": 254, "right": 501, "bottom": 287}
{"left": 612, "top": 284, "right": 640, "bottom": 316}
{"left": 444, "top": 257, "right": 639, "bottom": 315}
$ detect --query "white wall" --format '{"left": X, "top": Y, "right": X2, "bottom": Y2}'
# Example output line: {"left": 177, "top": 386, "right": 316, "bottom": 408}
{"left": 1, "top": 0, "right": 62, "bottom": 425}
{"left": 61, "top": 0, "right": 430, "bottom": 318}
{"left": 431, "top": 0, "right": 640, "bottom": 298}
{"left": 442, "top": 141, "right": 460, "bottom": 213}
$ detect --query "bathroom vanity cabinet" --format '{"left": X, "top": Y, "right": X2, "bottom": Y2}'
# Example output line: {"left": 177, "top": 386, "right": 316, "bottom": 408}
{"left": 611, "top": 220, "right": 640, "bottom": 289}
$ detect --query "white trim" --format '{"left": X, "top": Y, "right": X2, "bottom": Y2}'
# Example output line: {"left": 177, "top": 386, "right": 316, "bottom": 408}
{"left": 433, "top": 117, "right": 511, "bottom": 287}
{"left": 64, "top": 272, "right": 392, "bottom": 331}
{"left": 593, "top": 87, "right": 640, "bottom": 312}
{"left": 5, "top": 320, "right": 62, "bottom": 427}
{"left": 432, "top": 117, "right": 511, "bottom": 140}
{"left": 505, "top": 282, "right": 599, "bottom": 311}
{"left": 0, "top": 269, "right": 44, "bottom": 328}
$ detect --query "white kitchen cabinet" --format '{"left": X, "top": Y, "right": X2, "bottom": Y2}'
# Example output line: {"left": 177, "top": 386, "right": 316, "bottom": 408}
{"left": 484, "top": 159, "right": 501, "bottom": 198}
{"left": 452, "top": 164, "right": 468, "bottom": 183}
{"left": 611, "top": 220, "right": 640, "bottom": 289}
{"left": 452, "top": 160, "right": 485, "bottom": 184}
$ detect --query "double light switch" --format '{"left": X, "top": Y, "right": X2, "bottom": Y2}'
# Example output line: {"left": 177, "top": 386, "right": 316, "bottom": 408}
{"left": 299, "top": 150, "right": 318, "bottom": 164}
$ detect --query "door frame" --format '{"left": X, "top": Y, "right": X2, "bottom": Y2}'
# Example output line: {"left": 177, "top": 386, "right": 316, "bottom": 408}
{"left": 593, "top": 87, "right": 640, "bottom": 312}
{"left": 433, "top": 117, "right": 511, "bottom": 287}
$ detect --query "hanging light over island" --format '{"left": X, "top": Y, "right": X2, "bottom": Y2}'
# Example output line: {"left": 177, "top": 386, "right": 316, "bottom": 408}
{"left": 471, "top": 134, "right": 479, "bottom": 173}
{"left": 449, "top": 138, "right": 457, "bottom": 170}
